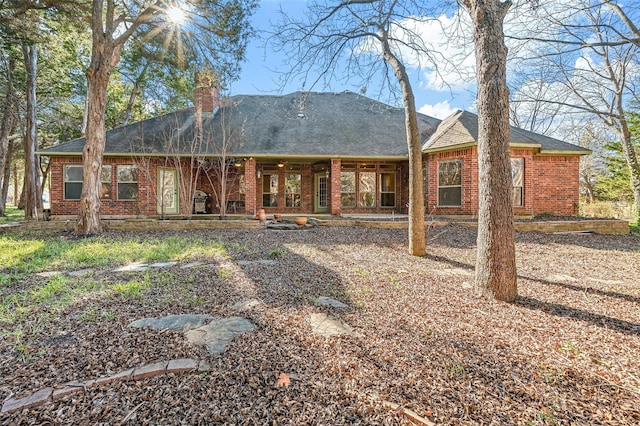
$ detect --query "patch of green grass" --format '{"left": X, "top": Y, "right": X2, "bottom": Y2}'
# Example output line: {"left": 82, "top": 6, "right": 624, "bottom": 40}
{"left": 217, "top": 267, "right": 232, "bottom": 279}
{"left": 81, "top": 306, "right": 99, "bottom": 323}
{"left": 32, "top": 274, "right": 70, "bottom": 302}
{"left": 443, "top": 359, "right": 468, "bottom": 379}
{"left": 112, "top": 278, "right": 149, "bottom": 299}
{"left": 0, "top": 233, "right": 231, "bottom": 274}
{"left": 0, "top": 204, "right": 24, "bottom": 224}
{"left": 268, "top": 248, "right": 283, "bottom": 258}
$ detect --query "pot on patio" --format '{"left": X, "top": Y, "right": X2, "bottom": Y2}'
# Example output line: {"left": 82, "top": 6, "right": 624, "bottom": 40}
{"left": 295, "top": 217, "right": 307, "bottom": 226}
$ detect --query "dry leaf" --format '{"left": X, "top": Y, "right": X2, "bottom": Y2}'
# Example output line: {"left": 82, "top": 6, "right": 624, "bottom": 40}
{"left": 276, "top": 372, "right": 290, "bottom": 388}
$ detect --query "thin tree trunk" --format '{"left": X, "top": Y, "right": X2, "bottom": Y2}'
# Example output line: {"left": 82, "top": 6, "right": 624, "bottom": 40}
{"left": 618, "top": 122, "right": 640, "bottom": 223}
{"left": 380, "top": 30, "right": 426, "bottom": 256}
{"left": 22, "top": 43, "right": 41, "bottom": 221}
{"left": 0, "top": 56, "right": 16, "bottom": 216}
{"left": 12, "top": 160, "right": 19, "bottom": 207}
{"left": 464, "top": 0, "right": 517, "bottom": 301}
{"left": 1, "top": 139, "right": 15, "bottom": 215}
{"left": 122, "top": 63, "right": 148, "bottom": 126}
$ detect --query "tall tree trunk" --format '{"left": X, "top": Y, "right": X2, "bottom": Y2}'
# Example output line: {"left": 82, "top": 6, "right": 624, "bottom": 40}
{"left": 22, "top": 43, "right": 42, "bottom": 221}
{"left": 11, "top": 160, "right": 19, "bottom": 207}
{"left": 76, "top": 62, "right": 111, "bottom": 234}
{"left": 1, "top": 139, "right": 15, "bottom": 215}
{"left": 463, "top": 0, "right": 517, "bottom": 301}
{"left": 76, "top": 0, "right": 125, "bottom": 235}
{"left": 0, "top": 56, "right": 16, "bottom": 216}
{"left": 380, "top": 30, "right": 426, "bottom": 256}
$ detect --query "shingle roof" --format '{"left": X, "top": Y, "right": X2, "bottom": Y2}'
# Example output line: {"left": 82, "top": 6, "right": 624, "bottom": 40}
{"left": 422, "top": 110, "right": 591, "bottom": 154}
{"left": 39, "top": 91, "right": 441, "bottom": 159}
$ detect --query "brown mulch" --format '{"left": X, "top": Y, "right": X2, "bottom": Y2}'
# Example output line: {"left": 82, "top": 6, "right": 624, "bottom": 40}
{"left": 1, "top": 225, "right": 639, "bottom": 425}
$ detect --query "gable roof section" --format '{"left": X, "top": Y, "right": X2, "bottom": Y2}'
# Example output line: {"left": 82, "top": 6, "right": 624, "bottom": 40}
{"left": 422, "top": 110, "right": 591, "bottom": 155}
{"left": 40, "top": 91, "right": 441, "bottom": 160}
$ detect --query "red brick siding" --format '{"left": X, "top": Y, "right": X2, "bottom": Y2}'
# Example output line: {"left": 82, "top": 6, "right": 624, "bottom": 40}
{"left": 530, "top": 155, "right": 581, "bottom": 215}
{"left": 424, "top": 149, "right": 581, "bottom": 216}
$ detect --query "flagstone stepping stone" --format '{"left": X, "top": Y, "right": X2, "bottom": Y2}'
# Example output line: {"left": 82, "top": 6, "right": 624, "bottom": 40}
{"left": 112, "top": 262, "right": 149, "bottom": 272}
{"left": 148, "top": 262, "right": 177, "bottom": 268}
{"left": 309, "top": 313, "right": 358, "bottom": 337}
{"left": 185, "top": 317, "right": 255, "bottom": 355}
{"left": 35, "top": 271, "right": 61, "bottom": 278}
{"left": 180, "top": 261, "right": 204, "bottom": 269}
{"left": 232, "top": 299, "right": 263, "bottom": 310}
{"left": 315, "top": 296, "right": 349, "bottom": 308}
{"left": 68, "top": 268, "right": 94, "bottom": 277}
{"left": 237, "top": 260, "right": 278, "bottom": 266}
{"left": 129, "top": 314, "right": 213, "bottom": 331}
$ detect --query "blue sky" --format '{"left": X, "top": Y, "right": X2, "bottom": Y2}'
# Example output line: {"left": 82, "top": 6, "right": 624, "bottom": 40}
{"left": 230, "top": 0, "right": 477, "bottom": 119}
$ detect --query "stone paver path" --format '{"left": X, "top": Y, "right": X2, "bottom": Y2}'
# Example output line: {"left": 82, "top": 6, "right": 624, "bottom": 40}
{"left": 309, "top": 313, "right": 358, "bottom": 337}
{"left": 185, "top": 317, "right": 256, "bottom": 355}
{"left": 129, "top": 314, "right": 212, "bottom": 331}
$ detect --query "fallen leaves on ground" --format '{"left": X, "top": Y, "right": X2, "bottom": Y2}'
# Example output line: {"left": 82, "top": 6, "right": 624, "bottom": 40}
{"left": 1, "top": 225, "right": 639, "bottom": 425}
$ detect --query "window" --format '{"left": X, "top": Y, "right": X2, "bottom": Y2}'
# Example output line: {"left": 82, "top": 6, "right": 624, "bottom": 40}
{"left": 380, "top": 172, "right": 396, "bottom": 207}
{"left": 117, "top": 165, "right": 138, "bottom": 200}
{"left": 64, "top": 165, "right": 112, "bottom": 200}
{"left": 238, "top": 175, "right": 245, "bottom": 201}
{"left": 262, "top": 174, "right": 278, "bottom": 207}
{"left": 359, "top": 172, "right": 376, "bottom": 207}
{"left": 101, "top": 166, "right": 112, "bottom": 199}
{"left": 285, "top": 174, "right": 301, "bottom": 207}
{"left": 511, "top": 158, "right": 524, "bottom": 207}
{"left": 438, "top": 159, "right": 462, "bottom": 206}
{"left": 64, "top": 165, "right": 83, "bottom": 200}
{"left": 340, "top": 172, "right": 356, "bottom": 207}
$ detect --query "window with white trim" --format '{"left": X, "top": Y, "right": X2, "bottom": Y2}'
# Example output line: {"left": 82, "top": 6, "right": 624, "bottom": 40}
{"left": 64, "top": 165, "right": 112, "bottom": 200}
{"left": 511, "top": 158, "right": 524, "bottom": 207}
{"left": 438, "top": 159, "right": 462, "bottom": 206}
{"left": 117, "top": 165, "right": 138, "bottom": 200}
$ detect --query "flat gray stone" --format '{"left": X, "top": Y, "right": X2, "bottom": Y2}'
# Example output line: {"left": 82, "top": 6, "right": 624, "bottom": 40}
{"left": 309, "top": 313, "right": 357, "bottom": 337}
{"left": 185, "top": 317, "right": 255, "bottom": 355}
{"left": 36, "top": 271, "right": 60, "bottom": 278}
{"left": 129, "top": 314, "right": 212, "bottom": 331}
{"left": 315, "top": 296, "right": 349, "bottom": 308}
{"left": 180, "top": 261, "right": 204, "bottom": 269}
{"left": 237, "top": 260, "right": 278, "bottom": 266}
{"left": 68, "top": 268, "right": 94, "bottom": 277}
{"left": 148, "top": 262, "right": 177, "bottom": 268}
{"left": 112, "top": 263, "right": 148, "bottom": 272}
{"left": 232, "top": 299, "right": 263, "bottom": 310}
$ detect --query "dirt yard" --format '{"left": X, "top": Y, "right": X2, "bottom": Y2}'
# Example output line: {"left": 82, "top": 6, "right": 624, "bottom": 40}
{"left": 1, "top": 225, "right": 639, "bottom": 425}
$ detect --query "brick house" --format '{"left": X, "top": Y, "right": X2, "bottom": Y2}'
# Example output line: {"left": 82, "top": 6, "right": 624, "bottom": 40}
{"left": 39, "top": 88, "right": 589, "bottom": 219}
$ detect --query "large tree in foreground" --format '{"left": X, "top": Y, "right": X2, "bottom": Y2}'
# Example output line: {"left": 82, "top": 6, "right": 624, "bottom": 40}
{"left": 77, "top": 0, "right": 257, "bottom": 235}
{"left": 460, "top": 0, "right": 517, "bottom": 301}
{"left": 274, "top": 0, "right": 453, "bottom": 256}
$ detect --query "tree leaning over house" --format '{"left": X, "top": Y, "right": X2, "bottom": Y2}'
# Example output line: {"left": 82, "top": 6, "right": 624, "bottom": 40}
{"left": 77, "top": 0, "right": 257, "bottom": 235}
{"left": 273, "top": 0, "right": 454, "bottom": 256}
{"left": 460, "top": 0, "right": 517, "bottom": 301}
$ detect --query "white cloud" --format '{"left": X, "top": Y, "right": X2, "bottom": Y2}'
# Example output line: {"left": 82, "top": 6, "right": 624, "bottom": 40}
{"left": 418, "top": 100, "right": 458, "bottom": 119}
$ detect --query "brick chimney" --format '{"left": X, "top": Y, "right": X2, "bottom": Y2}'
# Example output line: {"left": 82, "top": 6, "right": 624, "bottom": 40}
{"left": 194, "top": 72, "right": 220, "bottom": 114}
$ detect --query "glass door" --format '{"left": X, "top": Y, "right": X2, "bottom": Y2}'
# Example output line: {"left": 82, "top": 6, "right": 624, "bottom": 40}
{"left": 157, "top": 167, "right": 179, "bottom": 215}
{"left": 314, "top": 173, "right": 328, "bottom": 213}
